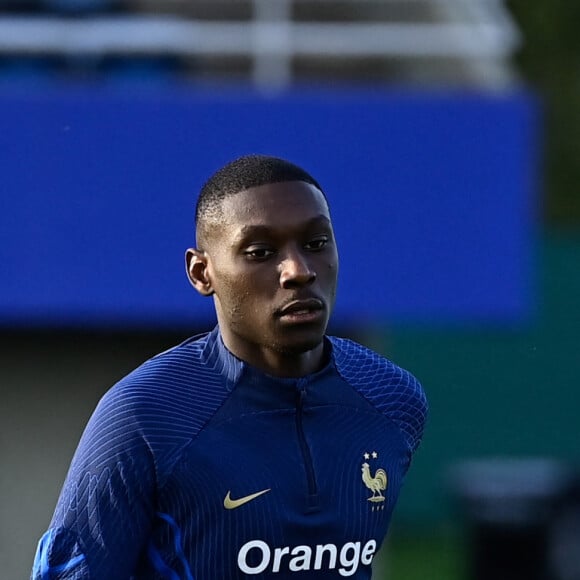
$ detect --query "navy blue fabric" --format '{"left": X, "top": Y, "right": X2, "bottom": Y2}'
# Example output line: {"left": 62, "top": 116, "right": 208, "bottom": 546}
{"left": 32, "top": 327, "right": 427, "bottom": 579}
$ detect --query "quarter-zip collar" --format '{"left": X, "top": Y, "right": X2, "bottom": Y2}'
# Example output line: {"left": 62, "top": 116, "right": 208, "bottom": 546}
{"left": 201, "top": 325, "right": 336, "bottom": 393}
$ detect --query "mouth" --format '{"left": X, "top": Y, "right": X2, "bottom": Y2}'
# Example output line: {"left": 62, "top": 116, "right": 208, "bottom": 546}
{"left": 276, "top": 298, "right": 325, "bottom": 325}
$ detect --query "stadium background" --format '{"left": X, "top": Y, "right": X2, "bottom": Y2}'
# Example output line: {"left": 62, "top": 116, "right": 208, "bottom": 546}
{"left": 1, "top": 1, "right": 578, "bottom": 578}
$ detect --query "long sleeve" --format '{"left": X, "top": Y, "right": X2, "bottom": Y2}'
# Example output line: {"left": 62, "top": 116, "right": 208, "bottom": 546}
{"left": 32, "top": 387, "right": 157, "bottom": 579}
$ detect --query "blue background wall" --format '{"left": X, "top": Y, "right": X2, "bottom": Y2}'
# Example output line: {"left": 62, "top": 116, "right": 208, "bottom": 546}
{"left": 1, "top": 88, "right": 538, "bottom": 328}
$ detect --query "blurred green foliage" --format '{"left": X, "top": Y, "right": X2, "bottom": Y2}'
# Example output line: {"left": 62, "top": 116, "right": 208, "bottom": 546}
{"left": 508, "top": 1, "right": 580, "bottom": 225}
{"left": 381, "top": 532, "right": 465, "bottom": 580}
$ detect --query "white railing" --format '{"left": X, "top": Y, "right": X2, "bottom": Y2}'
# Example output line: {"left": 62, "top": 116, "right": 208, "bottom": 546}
{"left": 0, "top": 0, "right": 521, "bottom": 87}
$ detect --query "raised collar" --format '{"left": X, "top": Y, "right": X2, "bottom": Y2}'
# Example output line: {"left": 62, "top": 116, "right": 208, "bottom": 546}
{"left": 200, "top": 325, "right": 336, "bottom": 390}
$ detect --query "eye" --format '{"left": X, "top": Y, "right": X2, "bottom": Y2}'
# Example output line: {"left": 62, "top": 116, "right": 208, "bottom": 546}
{"left": 305, "top": 236, "right": 329, "bottom": 251}
{"left": 243, "top": 247, "right": 275, "bottom": 261}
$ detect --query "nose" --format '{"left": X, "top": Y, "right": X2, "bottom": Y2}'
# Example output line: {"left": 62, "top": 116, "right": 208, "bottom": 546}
{"left": 279, "top": 249, "right": 316, "bottom": 289}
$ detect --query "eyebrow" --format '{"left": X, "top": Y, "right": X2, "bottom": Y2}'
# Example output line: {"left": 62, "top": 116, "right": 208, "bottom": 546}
{"left": 235, "top": 215, "right": 332, "bottom": 239}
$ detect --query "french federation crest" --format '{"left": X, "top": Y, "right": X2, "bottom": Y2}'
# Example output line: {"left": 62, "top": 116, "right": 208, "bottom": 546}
{"left": 361, "top": 452, "right": 387, "bottom": 510}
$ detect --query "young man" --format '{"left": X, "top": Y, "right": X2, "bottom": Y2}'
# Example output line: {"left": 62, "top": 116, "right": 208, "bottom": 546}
{"left": 32, "top": 155, "right": 427, "bottom": 579}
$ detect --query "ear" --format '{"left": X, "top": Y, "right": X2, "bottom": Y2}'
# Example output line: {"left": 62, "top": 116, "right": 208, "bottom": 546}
{"left": 185, "top": 248, "right": 214, "bottom": 296}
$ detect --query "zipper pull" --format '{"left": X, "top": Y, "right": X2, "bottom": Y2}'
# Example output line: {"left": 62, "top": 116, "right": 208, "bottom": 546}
{"left": 296, "top": 378, "right": 307, "bottom": 404}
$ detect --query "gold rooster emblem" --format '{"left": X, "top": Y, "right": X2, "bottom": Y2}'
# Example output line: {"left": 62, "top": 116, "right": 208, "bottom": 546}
{"left": 361, "top": 462, "right": 387, "bottom": 503}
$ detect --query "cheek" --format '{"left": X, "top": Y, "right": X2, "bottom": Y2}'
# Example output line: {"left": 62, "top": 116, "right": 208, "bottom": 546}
{"left": 322, "top": 258, "right": 339, "bottom": 280}
{"left": 215, "top": 273, "right": 260, "bottom": 312}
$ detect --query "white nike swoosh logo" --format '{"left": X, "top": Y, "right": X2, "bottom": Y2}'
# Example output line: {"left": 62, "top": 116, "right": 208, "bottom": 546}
{"left": 223, "top": 488, "right": 271, "bottom": 510}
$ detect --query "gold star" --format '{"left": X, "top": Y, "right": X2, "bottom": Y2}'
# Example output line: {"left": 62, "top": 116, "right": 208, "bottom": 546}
{"left": 371, "top": 451, "right": 378, "bottom": 459}
{"left": 363, "top": 452, "right": 370, "bottom": 460}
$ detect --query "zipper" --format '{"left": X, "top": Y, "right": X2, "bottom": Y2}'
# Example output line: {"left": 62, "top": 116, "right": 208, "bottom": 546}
{"left": 295, "top": 379, "right": 319, "bottom": 512}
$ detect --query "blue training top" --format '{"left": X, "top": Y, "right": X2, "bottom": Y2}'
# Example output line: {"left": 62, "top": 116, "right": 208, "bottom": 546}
{"left": 32, "top": 327, "right": 428, "bottom": 579}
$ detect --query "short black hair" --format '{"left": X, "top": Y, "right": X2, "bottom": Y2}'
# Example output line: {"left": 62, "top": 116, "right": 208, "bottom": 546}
{"left": 195, "top": 154, "right": 326, "bottom": 242}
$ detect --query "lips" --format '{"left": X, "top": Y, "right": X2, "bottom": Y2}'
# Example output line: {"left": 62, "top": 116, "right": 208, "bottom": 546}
{"left": 277, "top": 298, "right": 324, "bottom": 317}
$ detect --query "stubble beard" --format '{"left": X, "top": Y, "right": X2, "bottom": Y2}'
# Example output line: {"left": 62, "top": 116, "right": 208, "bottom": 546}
{"left": 268, "top": 324, "right": 326, "bottom": 356}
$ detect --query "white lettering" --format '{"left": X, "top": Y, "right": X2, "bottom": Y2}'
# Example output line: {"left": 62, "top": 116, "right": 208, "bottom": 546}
{"left": 237, "top": 540, "right": 270, "bottom": 574}
{"left": 272, "top": 546, "right": 290, "bottom": 573}
{"left": 289, "top": 546, "right": 312, "bottom": 572}
{"left": 237, "top": 538, "right": 376, "bottom": 575}
{"left": 360, "top": 539, "right": 377, "bottom": 565}
{"left": 314, "top": 544, "right": 338, "bottom": 570}
{"left": 339, "top": 542, "right": 361, "bottom": 577}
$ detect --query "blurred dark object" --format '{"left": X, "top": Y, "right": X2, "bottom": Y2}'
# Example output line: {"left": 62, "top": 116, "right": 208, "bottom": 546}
{"left": 99, "top": 54, "right": 185, "bottom": 84}
{"left": 0, "top": 53, "right": 182, "bottom": 84}
{"left": 450, "top": 458, "right": 578, "bottom": 580}
{"left": 0, "top": 55, "right": 63, "bottom": 83}
{"left": 41, "top": 0, "right": 123, "bottom": 14}
{"left": 0, "top": 0, "right": 124, "bottom": 12}
{"left": 549, "top": 474, "right": 580, "bottom": 580}
{"left": 0, "top": 0, "right": 42, "bottom": 11}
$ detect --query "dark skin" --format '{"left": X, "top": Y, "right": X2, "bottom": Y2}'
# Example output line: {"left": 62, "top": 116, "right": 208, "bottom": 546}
{"left": 186, "top": 181, "right": 339, "bottom": 378}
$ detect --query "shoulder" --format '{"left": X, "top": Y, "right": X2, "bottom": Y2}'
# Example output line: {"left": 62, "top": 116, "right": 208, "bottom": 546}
{"left": 90, "top": 332, "right": 231, "bottom": 455}
{"left": 101, "top": 332, "right": 214, "bottom": 403}
{"left": 111, "top": 331, "right": 223, "bottom": 405}
{"left": 329, "top": 335, "right": 428, "bottom": 453}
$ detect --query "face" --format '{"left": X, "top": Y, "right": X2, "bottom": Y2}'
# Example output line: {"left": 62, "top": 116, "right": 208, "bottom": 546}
{"left": 187, "top": 181, "right": 339, "bottom": 372}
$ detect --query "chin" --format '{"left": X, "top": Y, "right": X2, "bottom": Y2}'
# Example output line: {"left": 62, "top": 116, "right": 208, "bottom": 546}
{"left": 274, "top": 332, "right": 325, "bottom": 355}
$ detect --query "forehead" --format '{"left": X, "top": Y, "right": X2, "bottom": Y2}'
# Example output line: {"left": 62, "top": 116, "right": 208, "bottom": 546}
{"left": 219, "top": 181, "right": 331, "bottom": 232}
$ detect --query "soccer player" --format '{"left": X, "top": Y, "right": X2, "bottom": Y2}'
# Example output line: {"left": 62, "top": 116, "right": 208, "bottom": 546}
{"left": 32, "top": 154, "right": 428, "bottom": 579}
